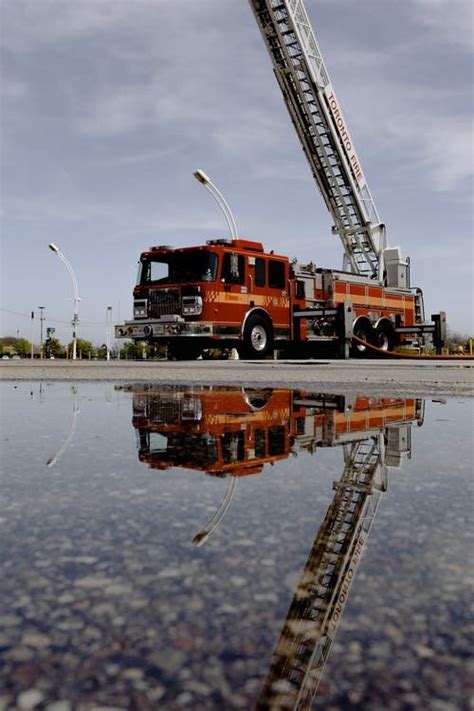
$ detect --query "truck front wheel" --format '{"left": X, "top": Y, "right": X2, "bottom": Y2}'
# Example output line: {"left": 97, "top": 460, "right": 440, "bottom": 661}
{"left": 241, "top": 315, "right": 273, "bottom": 359}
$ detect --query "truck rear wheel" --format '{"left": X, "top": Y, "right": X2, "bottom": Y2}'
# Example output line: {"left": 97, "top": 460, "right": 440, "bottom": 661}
{"left": 375, "top": 322, "right": 395, "bottom": 353}
{"left": 241, "top": 315, "right": 273, "bottom": 359}
{"left": 351, "top": 321, "right": 374, "bottom": 358}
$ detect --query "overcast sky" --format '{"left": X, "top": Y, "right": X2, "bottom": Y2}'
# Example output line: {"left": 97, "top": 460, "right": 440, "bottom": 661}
{"left": 1, "top": 0, "right": 473, "bottom": 346}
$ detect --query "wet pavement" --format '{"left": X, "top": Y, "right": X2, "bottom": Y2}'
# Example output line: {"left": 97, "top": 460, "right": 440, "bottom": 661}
{"left": 1, "top": 359, "right": 473, "bottom": 397}
{"left": 0, "top": 382, "right": 473, "bottom": 710}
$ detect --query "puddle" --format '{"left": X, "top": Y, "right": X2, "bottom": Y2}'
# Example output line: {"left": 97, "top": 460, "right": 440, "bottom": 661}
{"left": 0, "top": 382, "right": 472, "bottom": 709}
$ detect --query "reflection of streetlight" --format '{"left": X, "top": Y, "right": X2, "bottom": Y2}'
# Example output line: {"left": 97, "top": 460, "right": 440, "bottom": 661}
{"left": 46, "top": 385, "right": 80, "bottom": 467}
{"left": 48, "top": 243, "right": 80, "bottom": 361}
{"left": 193, "top": 169, "right": 238, "bottom": 240}
{"left": 106, "top": 305, "right": 113, "bottom": 361}
{"left": 192, "top": 476, "right": 237, "bottom": 546}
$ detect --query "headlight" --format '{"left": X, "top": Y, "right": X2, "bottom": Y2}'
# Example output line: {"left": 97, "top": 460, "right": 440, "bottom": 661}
{"left": 182, "top": 296, "right": 203, "bottom": 316}
{"left": 181, "top": 397, "right": 203, "bottom": 421}
{"left": 133, "top": 299, "right": 148, "bottom": 318}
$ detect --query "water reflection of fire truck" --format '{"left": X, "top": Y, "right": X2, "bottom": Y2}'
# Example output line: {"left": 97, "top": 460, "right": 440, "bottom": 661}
{"left": 128, "top": 385, "right": 424, "bottom": 705}
{"left": 130, "top": 386, "right": 422, "bottom": 479}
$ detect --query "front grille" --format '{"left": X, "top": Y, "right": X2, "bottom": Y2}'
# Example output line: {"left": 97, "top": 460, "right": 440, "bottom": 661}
{"left": 146, "top": 397, "right": 181, "bottom": 425}
{"left": 149, "top": 288, "right": 181, "bottom": 317}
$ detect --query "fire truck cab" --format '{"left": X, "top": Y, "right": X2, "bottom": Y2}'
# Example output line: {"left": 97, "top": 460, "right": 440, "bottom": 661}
{"left": 116, "top": 239, "right": 294, "bottom": 359}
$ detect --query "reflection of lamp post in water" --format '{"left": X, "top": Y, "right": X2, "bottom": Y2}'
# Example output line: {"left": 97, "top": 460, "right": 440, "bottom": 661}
{"left": 46, "top": 385, "right": 80, "bottom": 467}
{"left": 192, "top": 476, "right": 237, "bottom": 546}
{"left": 48, "top": 244, "right": 80, "bottom": 360}
{"left": 193, "top": 169, "right": 238, "bottom": 240}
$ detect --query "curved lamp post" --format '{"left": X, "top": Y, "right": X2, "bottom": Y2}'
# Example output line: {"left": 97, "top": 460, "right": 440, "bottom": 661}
{"left": 193, "top": 169, "right": 238, "bottom": 240}
{"left": 48, "top": 243, "right": 80, "bottom": 360}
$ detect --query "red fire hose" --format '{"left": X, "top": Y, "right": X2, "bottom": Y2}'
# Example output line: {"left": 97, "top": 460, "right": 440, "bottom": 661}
{"left": 352, "top": 335, "right": 474, "bottom": 360}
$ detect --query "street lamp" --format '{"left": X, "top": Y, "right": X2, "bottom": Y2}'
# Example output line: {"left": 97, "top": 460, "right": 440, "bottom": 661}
{"left": 48, "top": 243, "right": 81, "bottom": 361}
{"left": 193, "top": 169, "right": 238, "bottom": 240}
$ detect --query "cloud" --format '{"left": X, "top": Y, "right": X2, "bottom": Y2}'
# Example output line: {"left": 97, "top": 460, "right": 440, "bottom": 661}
{"left": 2, "top": 189, "right": 227, "bottom": 240}
{"left": 2, "top": 0, "right": 471, "bottom": 198}
{"left": 408, "top": 0, "right": 474, "bottom": 51}
{"left": 0, "top": 77, "right": 28, "bottom": 101}
{"left": 386, "top": 112, "right": 473, "bottom": 192}
{"left": 321, "top": 59, "right": 472, "bottom": 197}
{"left": 338, "top": 75, "right": 473, "bottom": 194}
{"left": 0, "top": 1, "right": 134, "bottom": 50}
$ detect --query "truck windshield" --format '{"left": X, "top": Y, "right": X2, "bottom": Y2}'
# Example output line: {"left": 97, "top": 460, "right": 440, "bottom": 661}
{"left": 139, "top": 250, "right": 218, "bottom": 285}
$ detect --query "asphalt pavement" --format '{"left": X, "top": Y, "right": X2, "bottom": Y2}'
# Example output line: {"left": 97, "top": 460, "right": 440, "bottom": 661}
{"left": 1, "top": 358, "right": 473, "bottom": 396}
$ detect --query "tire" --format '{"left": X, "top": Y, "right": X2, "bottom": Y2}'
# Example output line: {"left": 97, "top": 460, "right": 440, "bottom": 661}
{"left": 241, "top": 314, "right": 273, "bottom": 359}
{"left": 351, "top": 321, "right": 374, "bottom": 358}
{"left": 167, "top": 342, "right": 202, "bottom": 361}
{"left": 374, "top": 322, "right": 395, "bottom": 353}
{"left": 243, "top": 388, "right": 273, "bottom": 410}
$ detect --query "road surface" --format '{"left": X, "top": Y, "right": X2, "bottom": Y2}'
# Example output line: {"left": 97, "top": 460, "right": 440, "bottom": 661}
{"left": 1, "top": 359, "right": 472, "bottom": 396}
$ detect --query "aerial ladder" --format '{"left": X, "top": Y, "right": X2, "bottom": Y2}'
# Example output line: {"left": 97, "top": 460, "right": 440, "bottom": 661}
{"left": 256, "top": 432, "right": 395, "bottom": 709}
{"left": 248, "top": 0, "right": 390, "bottom": 282}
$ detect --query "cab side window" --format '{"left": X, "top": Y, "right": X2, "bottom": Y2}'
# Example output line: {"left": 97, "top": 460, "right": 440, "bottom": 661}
{"left": 255, "top": 258, "right": 266, "bottom": 287}
{"left": 222, "top": 253, "right": 245, "bottom": 285}
{"left": 268, "top": 260, "right": 286, "bottom": 289}
{"left": 268, "top": 426, "right": 285, "bottom": 456}
{"left": 295, "top": 280, "right": 305, "bottom": 299}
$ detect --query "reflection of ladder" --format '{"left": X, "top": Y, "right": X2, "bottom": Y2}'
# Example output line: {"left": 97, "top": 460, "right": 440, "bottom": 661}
{"left": 249, "top": 0, "right": 385, "bottom": 279}
{"left": 257, "top": 435, "right": 386, "bottom": 710}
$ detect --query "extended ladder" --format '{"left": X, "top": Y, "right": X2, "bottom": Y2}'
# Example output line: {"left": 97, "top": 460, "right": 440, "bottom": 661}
{"left": 249, "top": 0, "right": 387, "bottom": 280}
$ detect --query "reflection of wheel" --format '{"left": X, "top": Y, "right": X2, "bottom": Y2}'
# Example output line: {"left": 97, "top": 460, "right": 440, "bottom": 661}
{"left": 168, "top": 343, "right": 202, "bottom": 361}
{"left": 351, "top": 321, "right": 374, "bottom": 358}
{"left": 241, "top": 315, "right": 273, "bottom": 359}
{"left": 243, "top": 388, "right": 273, "bottom": 410}
{"left": 375, "top": 322, "right": 395, "bottom": 353}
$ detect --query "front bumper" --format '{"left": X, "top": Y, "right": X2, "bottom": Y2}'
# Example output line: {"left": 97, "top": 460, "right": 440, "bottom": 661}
{"left": 115, "top": 319, "right": 216, "bottom": 340}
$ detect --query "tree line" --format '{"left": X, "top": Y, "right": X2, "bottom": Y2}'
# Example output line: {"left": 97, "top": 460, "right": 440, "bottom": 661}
{"left": 1, "top": 331, "right": 472, "bottom": 359}
{"left": 0, "top": 336, "right": 167, "bottom": 360}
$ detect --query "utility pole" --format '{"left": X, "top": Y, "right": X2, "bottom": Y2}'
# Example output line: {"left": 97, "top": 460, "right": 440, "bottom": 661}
{"left": 106, "top": 305, "right": 112, "bottom": 361}
{"left": 30, "top": 311, "right": 35, "bottom": 359}
{"left": 38, "top": 306, "right": 45, "bottom": 357}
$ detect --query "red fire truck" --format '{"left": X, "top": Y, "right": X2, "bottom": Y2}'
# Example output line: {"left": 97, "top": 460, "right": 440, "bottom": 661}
{"left": 115, "top": 0, "right": 445, "bottom": 359}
